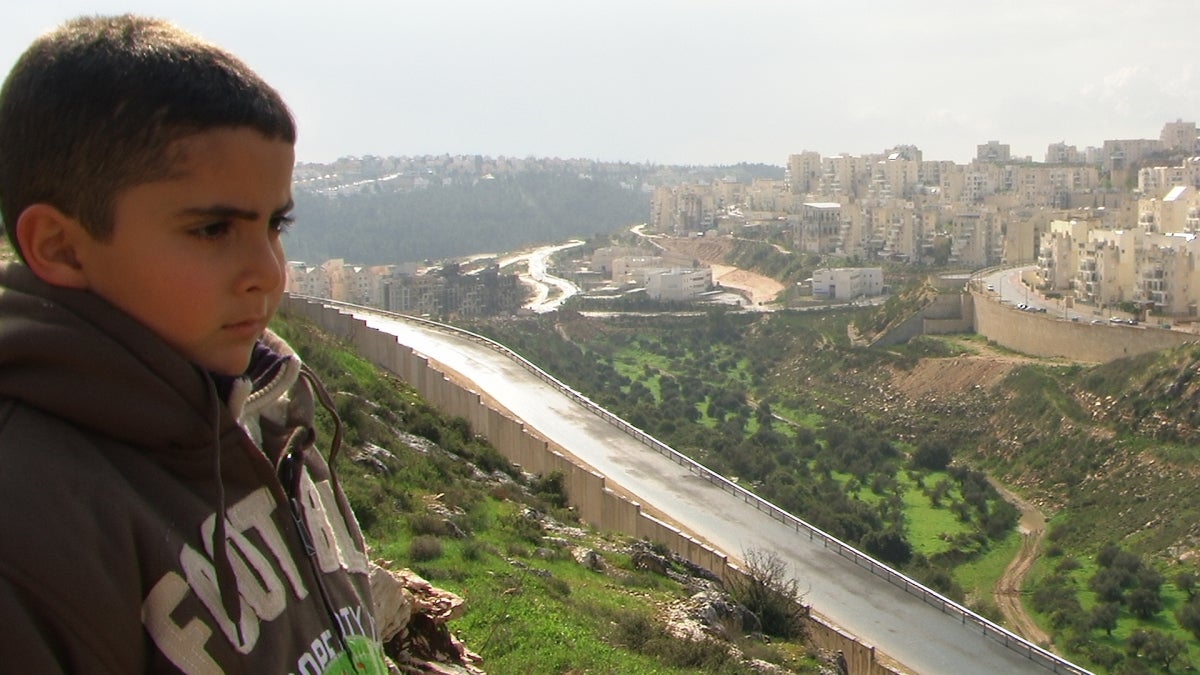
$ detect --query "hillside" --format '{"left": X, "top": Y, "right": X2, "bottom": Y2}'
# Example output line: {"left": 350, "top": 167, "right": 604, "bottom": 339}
{"left": 457, "top": 307, "right": 1200, "bottom": 673}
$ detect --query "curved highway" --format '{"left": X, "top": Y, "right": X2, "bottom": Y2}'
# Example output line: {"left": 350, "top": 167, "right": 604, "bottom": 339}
{"left": 338, "top": 304, "right": 1087, "bottom": 675}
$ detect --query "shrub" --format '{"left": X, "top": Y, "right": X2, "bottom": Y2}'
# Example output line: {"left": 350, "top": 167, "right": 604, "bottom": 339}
{"left": 461, "top": 539, "right": 491, "bottom": 562}
{"left": 531, "top": 471, "right": 569, "bottom": 509}
{"left": 408, "top": 513, "right": 450, "bottom": 537}
{"left": 727, "top": 548, "right": 809, "bottom": 640}
{"left": 409, "top": 535, "right": 444, "bottom": 562}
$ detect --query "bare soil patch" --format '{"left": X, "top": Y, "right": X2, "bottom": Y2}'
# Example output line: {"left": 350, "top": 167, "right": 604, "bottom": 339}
{"left": 890, "top": 356, "right": 1020, "bottom": 399}
{"left": 657, "top": 236, "right": 785, "bottom": 305}
{"left": 889, "top": 338, "right": 1047, "bottom": 399}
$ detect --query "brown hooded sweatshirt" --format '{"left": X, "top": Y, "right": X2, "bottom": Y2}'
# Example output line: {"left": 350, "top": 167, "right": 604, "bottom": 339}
{"left": 0, "top": 263, "right": 389, "bottom": 674}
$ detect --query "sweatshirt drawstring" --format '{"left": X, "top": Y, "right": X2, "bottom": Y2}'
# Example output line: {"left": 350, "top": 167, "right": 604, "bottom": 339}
{"left": 299, "top": 364, "right": 344, "bottom": 497}
{"left": 205, "top": 374, "right": 247, "bottom": 649}
{"left": 289, "top": 364, "right": 369, "bottom": 672}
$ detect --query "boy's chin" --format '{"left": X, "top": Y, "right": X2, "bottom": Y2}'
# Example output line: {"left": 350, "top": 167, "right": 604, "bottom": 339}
{"left": 195, "top": 351, "right": 254, "bottom": 377}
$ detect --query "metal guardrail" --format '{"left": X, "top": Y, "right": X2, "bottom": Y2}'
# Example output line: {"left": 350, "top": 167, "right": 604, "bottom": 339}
{"left": 307, "top": 297, "right": 1091, "bottom": 675}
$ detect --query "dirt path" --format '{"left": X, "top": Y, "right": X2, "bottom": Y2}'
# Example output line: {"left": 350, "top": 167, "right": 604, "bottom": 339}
{"left": 886, "top": 339, "right": 1058, "bottom": 647}
{"left": 989, "top": 479, "right": 1052, "bottom": 647}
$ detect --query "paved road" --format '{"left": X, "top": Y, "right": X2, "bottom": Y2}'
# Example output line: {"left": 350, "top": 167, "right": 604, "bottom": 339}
{"left": 342, "top": 305, "right": 1081, "bottom": 674}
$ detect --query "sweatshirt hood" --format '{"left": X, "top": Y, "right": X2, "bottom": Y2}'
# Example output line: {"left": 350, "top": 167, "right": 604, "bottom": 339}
{"left": 0, "top": 262, "right": 225, "bottom": 455}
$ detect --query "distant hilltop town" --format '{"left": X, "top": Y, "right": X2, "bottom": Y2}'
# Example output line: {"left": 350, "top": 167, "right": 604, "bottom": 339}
{"left": 289, "top": 119, "right": 1200, "bottom": 320}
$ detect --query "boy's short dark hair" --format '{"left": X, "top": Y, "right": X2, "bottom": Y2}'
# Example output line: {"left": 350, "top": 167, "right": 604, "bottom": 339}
{"left": 0, "top": 14, "right": 296, "bottom": 258}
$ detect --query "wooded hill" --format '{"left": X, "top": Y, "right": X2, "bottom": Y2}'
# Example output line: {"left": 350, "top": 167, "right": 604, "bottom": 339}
{"left": 287, "top": 172, "right": 650, "bottom": 265}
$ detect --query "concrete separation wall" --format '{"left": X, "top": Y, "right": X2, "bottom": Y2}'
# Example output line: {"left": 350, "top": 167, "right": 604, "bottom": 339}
{"left": 281, "top": 296, "right": 1087, "bottom": 675}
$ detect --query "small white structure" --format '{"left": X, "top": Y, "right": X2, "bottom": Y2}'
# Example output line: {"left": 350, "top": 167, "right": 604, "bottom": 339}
{"left": 812, "top": 267, "right": 884, "bottom": 300}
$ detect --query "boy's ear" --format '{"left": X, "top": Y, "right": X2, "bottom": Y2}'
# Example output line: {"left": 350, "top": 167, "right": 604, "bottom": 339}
{"left": 15, "top": 204, "right": 91, "bottom": 289}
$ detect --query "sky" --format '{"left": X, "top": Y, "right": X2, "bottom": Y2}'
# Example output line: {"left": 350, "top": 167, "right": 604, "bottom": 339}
{"left": 2, "top": 0, "right": 1198, "bottom": 167}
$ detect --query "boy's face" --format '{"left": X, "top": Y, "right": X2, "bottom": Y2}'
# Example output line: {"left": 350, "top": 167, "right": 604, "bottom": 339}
{"left": 72, "top": 127, "right": 295, "bottom": 375}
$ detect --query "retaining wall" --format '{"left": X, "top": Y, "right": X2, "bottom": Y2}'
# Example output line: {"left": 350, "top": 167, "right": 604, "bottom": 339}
{"left": 972, "top": 291, "right": 1197, "bottom": 362}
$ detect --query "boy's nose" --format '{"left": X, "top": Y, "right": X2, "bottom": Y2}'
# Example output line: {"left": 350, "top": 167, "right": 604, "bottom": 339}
{"left": 241, "top": 233, "right": 284, "bottom": 293}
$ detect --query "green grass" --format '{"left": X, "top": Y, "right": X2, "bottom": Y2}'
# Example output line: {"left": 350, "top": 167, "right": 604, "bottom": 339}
{"left": 396, "top": 500, "right": 784, "bottom": 674}
{"left": 897, "top": 472, "right": 973, "bottom": 558}
{"left": 954, "top": 530, "right": 1020, "bottom": 602}
{"left": 771, "top": 404, "right": 823, "bottom": 431}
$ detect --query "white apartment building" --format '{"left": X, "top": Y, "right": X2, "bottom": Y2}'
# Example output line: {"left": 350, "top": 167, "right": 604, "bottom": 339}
{"left": 646, "top": 268, "right": 713, "bottom": 301}
{"left": 811, "top": 267, "right": 884, "bottom": 300}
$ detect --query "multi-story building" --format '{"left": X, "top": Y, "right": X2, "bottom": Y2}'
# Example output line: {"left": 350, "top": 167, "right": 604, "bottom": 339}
{"left": 1160, "top": 119, "right": 1198, "bottom": 155}
{"left": 821, "top": 154, "right": 869, "bottom": 198}
{"left": 796, "top": 202, "right": 843, "bottom": 254}
{"left": 1100, "top": 138, "right": 1164, "bottom": 173}
{"left": 650, "top": 184, "right": 717, "bottom": 233}
{"left": 1075, "top": 228, "right": 1141, "bottom": 307}
{"left": 869, "top": 152, "right": 919, "bottom": 200}
{"left": 1139, "top": 185, "right": 1199, "bottom": 233}
{"left": 746, "top": 178, "right": 790, "bottom": 213}
{"left": 1045, "top": 142, "right": 1083, "bottom": 164}
{"left": 1038, "top": 219, "right": 1095, "bottom": 292}
{"left": 787, "top": 151, "right": 822, "bottom": 196}
{"left": 976, "top": 141, "right": 1011, "bottom": 163}
{"left": 1138, "top": 156, "right": 1200, "bottom": 194}
{"left": 1135, "top": 233, "right": 1199, "bottom": 315}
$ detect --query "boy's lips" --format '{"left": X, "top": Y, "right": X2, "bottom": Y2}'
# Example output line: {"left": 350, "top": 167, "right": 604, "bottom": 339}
{"left": 223, "top": 317, "right": 267, "bottom": 337}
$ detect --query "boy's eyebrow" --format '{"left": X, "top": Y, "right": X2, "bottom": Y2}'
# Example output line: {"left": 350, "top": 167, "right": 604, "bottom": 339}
{"left": 178, "top": 199, "right": 294, "bottom": 220}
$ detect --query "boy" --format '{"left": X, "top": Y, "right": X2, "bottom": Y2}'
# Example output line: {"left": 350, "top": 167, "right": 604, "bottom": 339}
{"left": 0, "top": 15, "right": 390, "bottom": 673}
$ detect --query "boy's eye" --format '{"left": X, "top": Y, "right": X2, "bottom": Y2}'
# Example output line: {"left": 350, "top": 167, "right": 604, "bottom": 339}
{"left": 191, "top": 221, "right": 231, "bottom": 239}
{"left": 270, "top": 214, "right": 295, "bottom": 234}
